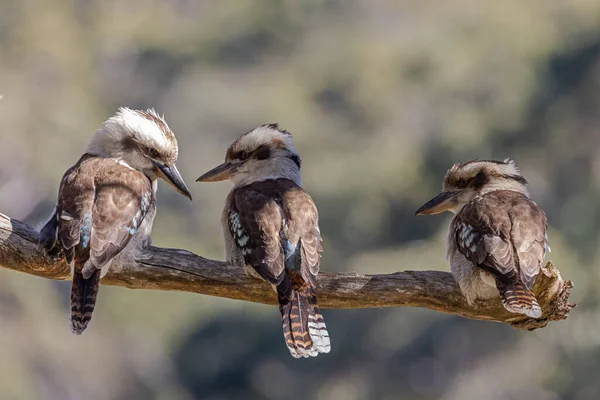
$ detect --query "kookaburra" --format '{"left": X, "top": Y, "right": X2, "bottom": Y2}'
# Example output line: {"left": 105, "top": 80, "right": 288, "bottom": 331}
{"left": 196, "top": 124, "right": 330, "bottom": 358}
{"left": 416, "top": 159, "right": 549, "bottom": 318}
{"left": 40, "top": 108, "right": 192, "bottom": 334}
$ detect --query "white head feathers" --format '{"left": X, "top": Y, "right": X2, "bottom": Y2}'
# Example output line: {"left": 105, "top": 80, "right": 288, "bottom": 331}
{"left": 86, "top": 107, "right": 179, "bottom": 169}
{"left": 222, "top": 123, "right": 302, "bottom": 187}
{"left": 226, "top": 123, "right": 297, "bottom": 161}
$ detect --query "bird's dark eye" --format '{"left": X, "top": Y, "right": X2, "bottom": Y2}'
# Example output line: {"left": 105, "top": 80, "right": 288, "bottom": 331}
{"left": 253, "top": 145, "right": 271, "bottom": 161}
{"left": 238, "top": 151, "right": 249, "bottom": 161}
{"left": 148, "top": 148, "right": 160, "bottom": 159}
{"left": 457, "top": 178, "right": 467, "bottom": 187}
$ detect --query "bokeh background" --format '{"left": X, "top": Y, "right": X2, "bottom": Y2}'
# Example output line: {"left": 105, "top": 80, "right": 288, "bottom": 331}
{"left": 1, "top": 1, "right": 600, "bottom": 399}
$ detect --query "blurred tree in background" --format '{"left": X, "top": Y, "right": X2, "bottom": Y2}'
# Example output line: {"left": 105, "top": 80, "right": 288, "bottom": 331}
{"left": 1, "top": 1, "right": 600, "bottom": 399}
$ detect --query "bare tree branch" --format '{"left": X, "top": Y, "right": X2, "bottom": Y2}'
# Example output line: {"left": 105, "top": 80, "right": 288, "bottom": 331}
{"left": 0, "top": 212, "right": 574, "bottom": 329}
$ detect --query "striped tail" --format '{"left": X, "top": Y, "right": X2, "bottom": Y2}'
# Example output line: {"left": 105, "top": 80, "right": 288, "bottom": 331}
{"left": 496, "top": 279, "right": 542, "bottom": 319}
{"left": 70, "top": 269, "right": 101, "bottom": 334}
{"left": 278, "top": 273, "right": 330, "bottom": 358}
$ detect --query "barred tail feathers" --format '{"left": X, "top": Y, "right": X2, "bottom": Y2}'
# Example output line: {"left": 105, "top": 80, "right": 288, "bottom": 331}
{"left": 70, "top": 268, "right": 101, "bottom": 334}
{"left": 278, "top": 273, "right": 330, "bottom": 358}
{"left": 496, "top": 279, "right": 542, "bottom": 319}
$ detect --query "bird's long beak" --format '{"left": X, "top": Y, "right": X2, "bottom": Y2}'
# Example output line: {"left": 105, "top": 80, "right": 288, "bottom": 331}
{"left": 415, "top": 191, "right": 460, "bottom": 215}
{"left": 196, "top": 162, "right": 238, "bottom": 183}
{"left": 154, "top": 161, "right": 192, "bottom": 200}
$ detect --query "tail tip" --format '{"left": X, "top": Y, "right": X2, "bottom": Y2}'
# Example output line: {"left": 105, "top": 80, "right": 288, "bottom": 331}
{"left": 503, "top": 300, "right": 542, "bottom": 319}
{"left": 70, "top": 319, "right": 89, "bottom": 335}
{"left": 526, "top": 304, "right": 542, "bottom": 319}
{"left": 285, "top": 324, "right": 331, "bottom": 358}
{"left": 287, "top": 345, "right": 329, "bottom": 359}
{"left": 71, "top": 327, "right": 86, "bottom": 335}
{"left": 307, "top": 317, "right": 331, "bottom": 355}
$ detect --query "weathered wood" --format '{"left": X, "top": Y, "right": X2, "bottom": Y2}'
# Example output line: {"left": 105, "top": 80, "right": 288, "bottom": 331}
{"left": 0, "top": 212, "right": 574, "bottom": 329}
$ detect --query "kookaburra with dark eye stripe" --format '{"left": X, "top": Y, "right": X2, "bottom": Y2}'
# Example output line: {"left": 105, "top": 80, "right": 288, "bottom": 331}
{"left": 196, "top": 123, "right": 330, "bottom": 358}
{"left": 416, "top": 159, "right": 550, "bottom": 318}
{"left": 39, "top": 108, "right": 192, "bottom": 334}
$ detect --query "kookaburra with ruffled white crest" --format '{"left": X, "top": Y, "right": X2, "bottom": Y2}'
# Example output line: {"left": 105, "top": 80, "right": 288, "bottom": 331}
{"left": 40, "top": 108, "right": 192, "bottom": 334}
{"left": 416, "top": 159, "right": 549, "bottom": 318}
{"left": 196, "top": 124, "right": 330, "bottom": 358}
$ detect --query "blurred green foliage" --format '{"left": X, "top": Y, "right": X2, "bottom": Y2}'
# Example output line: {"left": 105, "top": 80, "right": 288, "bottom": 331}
{"left": 1, "top": 1, "right": 600, "bottom": 399}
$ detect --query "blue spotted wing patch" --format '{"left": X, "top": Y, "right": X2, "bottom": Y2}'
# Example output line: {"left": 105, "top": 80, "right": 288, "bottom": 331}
{"left": 79, "top": 213, "right": 91, "bottom": 248}
{"left": 544, "top": 232, "right": 551, "bottom": 255}
{"left": 229, "top": 210, "right": 252, "bottom": 256}
{"left": 455, "top": 222, "right": 481, "bottom": 258}
{"left": 126, "top": 192, "right": 151, "bottom": 236}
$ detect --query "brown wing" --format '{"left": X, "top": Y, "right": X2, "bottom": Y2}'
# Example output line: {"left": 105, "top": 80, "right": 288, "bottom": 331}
{"left": 509, "top": 198, "right": 548, "bottom": 289}
{"left": 230, "top": 184, "right": 286, "bottom": 285}
{"left": 55, "top": 156, "right": 97, "bottom": 264}
{"left": 280, "top": 183, "right": 323, "bottom": 288}
{"left": 88, "top": 163, "right": 153, "bottom": 271}
{"left": 455, "top": 191, "right": 521, "bottom": 284}
{"left": 51, "top": 157, "right": 152, "bottom": 275}
{"left": 230, "top": 179, "right": 323, "bottom": 290}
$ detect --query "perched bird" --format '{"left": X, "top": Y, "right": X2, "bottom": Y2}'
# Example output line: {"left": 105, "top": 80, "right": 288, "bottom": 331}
{"left": 197, "top": 124, "right": 330, "bottom": 358}
{"left": 416, "top": 159, "right": 549, "bottom": 318}
{"left": 40, "top": 108, "right": 192, "bottom": 334}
